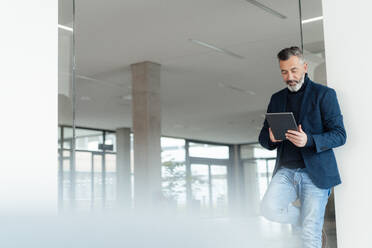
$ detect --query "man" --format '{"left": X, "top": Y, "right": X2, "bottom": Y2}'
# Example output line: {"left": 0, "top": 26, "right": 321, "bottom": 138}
{"left": 258, "top": 46, "right": 346, "bottom": 248}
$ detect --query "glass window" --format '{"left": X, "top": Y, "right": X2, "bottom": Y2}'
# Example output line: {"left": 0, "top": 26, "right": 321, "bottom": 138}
{"left": 105, "top": 132, "right": 116, "bottom": 152}
{"left": 254, "top": 147, "right": 276, "bottom": 159}
{"left": 161, "top": 137, "right": 186, "bottom": 208}
{"left": 92, "top": 154, "right": 103, "bottom": 209}
{"left": 75, "top": 151, "right": 92, "bottom": 211}
{"left": 105, "top": 154, "right": 117, "bottom": 209}
{"left": 191, "top": 164, "right": 210, "bottom": 208}
{"left": 62, "top": 151, "right": 71, "bottom": 206}
{"left": 241, "top": 144, "right": 276, "bottom": 159}
{"left": 189, "top": 142, "right": 229, "bottom": 159}
{"left": 58, "top": 126, "right": 62, "bottom": 149}
{"left": 62, "top": 127, "right": 73, "bottom": 149}
{"left": 75, "top": 128, "right": 103, "bottom": 151}
{"left": 211, "top": 165, "right": 228, "bottom": 212}
{"left": 161, "top": 137, "right": 185, "bottom": 162}
{"left": 241, "top": 144, "right": 277, "bottom": 215}
{"left": 60, "top": 127, "right": 119, "bottom": 211}
{"left": 256, "top": 159, "right": 275, "bottom": 200}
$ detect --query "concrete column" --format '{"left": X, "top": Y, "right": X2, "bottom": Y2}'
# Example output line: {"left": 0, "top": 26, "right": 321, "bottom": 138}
{"left": 116, "top": 127, "right": 132, "bottom": 209}
{"left": 228, "top": 145, "right": 244, "bottom": 216}
{"left": 131, "top": 61, "right": 162, "bottom": 208}
{"left": 241, "top": 146, "right": 260, "bottom": 216}
{"left": 322, "top": 0, "right": 372, "bottom": 247}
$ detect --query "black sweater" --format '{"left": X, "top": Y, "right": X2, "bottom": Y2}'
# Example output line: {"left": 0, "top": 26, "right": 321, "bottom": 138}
{"left": 279, "top": 81, "right": 308, "bottom": 169}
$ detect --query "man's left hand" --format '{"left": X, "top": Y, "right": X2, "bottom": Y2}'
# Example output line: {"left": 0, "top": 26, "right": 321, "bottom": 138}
{"left": 285, "top": 124, "right": 307, "bottom": 147}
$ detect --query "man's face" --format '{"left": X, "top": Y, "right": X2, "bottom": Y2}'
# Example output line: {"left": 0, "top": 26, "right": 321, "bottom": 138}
{"left": 279, "top": 55, "right": 308, "bottom": 87}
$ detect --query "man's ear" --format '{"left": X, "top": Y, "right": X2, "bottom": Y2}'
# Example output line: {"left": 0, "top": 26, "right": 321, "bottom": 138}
{"left": 304, "top": 63, "right": 308, "bottom": 73}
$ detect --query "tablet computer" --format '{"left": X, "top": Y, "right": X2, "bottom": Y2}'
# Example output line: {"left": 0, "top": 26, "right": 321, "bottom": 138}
{"left": 265, "top": 112, "right": 298, "bottom": 141}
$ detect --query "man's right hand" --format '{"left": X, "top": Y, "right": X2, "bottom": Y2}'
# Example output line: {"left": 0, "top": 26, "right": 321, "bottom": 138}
{"left": 269, "top": 128, "right": 282, "bottom": 143}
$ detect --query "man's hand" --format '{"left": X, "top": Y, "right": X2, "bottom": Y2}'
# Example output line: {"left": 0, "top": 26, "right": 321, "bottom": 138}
{"left": 269, "top": 128, "right": 282, "bottom": 143}
{"left": 285, "top": 124, "right": 308, "bottom": 147}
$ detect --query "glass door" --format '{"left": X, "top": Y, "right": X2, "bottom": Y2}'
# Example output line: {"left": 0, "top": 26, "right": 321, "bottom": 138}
{"left": 210, "top": 165, "right": 228, "bottom": 215}
{"left": 91, "top": 152, "right": 104, "bottom": 210}
{"left": 191, "top": 163, "right": 210, "bottom": 209}
{"left": 190, "top": 163, "right": 228, "bottom": 217}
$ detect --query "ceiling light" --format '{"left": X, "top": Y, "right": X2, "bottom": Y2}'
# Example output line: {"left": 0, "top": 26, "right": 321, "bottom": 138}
{"left": 80, "top": 96, "right": 91, "bottom": 101}
{"left": 244, "top": 89, "right": 256, "bottom": 95}
{"left": 76, "top": 74, "right": 128, "bottom": 89}
{"left": 119, "top": 95, "right": 132, "bottom": 100}
{"left": 174, "top": 124, "right": 185, "bottom": 129}
{"left": 302, "top": 16, "right": 323, "bottom": 24}
{"left": 189, "top": 39, "right": 245, "bottom": 59}
{"left": 218, "top": 82, "right": 256, "bottom": 95}
{"left": 58, "top": 24, "right": 73, "bottom": 32}
{"left": 245, "top": 0, "right": 287, "bottom": 19}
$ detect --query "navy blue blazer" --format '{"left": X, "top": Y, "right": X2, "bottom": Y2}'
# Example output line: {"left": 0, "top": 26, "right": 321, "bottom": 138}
{"left": 258, "top": 75, "right": 346, "bottom": 189}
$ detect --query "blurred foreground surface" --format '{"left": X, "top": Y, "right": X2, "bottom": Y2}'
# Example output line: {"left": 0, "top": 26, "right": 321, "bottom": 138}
{"left": 0, "top": 212, "right": 302, "bottom": 248}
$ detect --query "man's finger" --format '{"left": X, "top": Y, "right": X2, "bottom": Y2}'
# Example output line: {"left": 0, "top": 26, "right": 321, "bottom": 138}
{"left": 287, "top": 133, "right": 305, "bottom": 141}
{"left": 286, "top": 134, "right": 302, "bottom": 141}
{"left": 287, "top": 137, "right": 299, "bottom": 145}
{"left": 287, "top": 137, "right": 302, "bottom": 147}
{"left": 286, "top": 136, "right": 302, "bottom": 144}
{"left": 269, "top": 127, "right": 282, "bottom": 142}
{"left": 286, "top": 130, "right": 301, "bottom": 135}
{"left": 286, "top": 132, "right": 303, "bottom": 138}
{"left": 298, "top": 124, "right": 304, "bottom": 133}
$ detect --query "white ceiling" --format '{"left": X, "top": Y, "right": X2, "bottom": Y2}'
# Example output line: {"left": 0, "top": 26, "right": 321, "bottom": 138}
{"left": 59, "top": 0, "right": 324, "bottom": 144}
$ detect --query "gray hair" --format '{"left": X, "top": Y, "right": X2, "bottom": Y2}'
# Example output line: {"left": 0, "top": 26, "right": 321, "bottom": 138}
{"left": 277, "top": 46, "right": 305, "bottom": 64}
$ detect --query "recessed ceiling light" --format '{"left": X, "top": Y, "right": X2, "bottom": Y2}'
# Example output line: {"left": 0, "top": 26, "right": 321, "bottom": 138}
{"left": 119, "top": 95, "right": 132, "bottom": 100}
{"left": 302, "top": 16, "right": 323, "bottom": 24}
{"left": 174, "top": 124, "right": 185, "bottom": 129}
{"left": 80, "top": 96, "right": 91, "bottom": 101}
{"left": 244, "top": 89, "right": 256, "bottom": 95}
{"left": 189, "top": 39, "right": 245, "bottom": 59}
{"left": 218, "top": 82, "right": 256, "bottom": 95}
{"left": 245, "top": 0, "right": 287, "bottom": 19}
{"left": 58, "top": 24, "right": 73, "bottom": 32}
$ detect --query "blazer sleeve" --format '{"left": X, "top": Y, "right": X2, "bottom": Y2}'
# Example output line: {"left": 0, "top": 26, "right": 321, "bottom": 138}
{"left": 258, "top": 96, "right": 280, "bottom": 150}
{"left": 312, "top": 88, "right": 347, "bottom": 153}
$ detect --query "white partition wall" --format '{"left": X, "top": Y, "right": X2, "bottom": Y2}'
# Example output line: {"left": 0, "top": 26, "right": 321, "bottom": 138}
{"left": 322, "top": 0, "right": 372, "bottom": 247}
{"left": 0, "top": 0, "right": 58, "bottom": 213}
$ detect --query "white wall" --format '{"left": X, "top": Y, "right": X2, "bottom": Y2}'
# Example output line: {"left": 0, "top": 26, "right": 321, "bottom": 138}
{"left": 0, "top": 0, "right": 58, "bottom": 214}
{"left": 322, "top": 0, "right": 372, "bottom": 247}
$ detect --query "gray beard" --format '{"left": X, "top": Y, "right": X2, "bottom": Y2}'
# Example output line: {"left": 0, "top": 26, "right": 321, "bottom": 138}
{"left": 287, "top": 74, "right": 305, "bottom": 92}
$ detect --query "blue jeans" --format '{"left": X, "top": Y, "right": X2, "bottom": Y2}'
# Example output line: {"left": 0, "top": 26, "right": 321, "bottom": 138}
{"left": 260, "top": 167, "right": 331, "bottom": 248}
